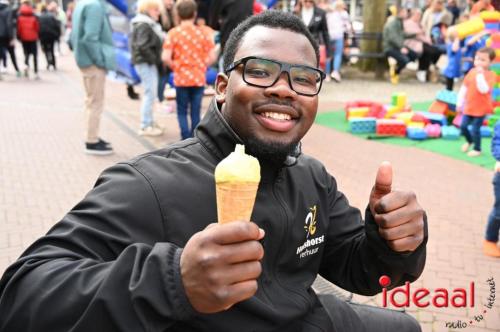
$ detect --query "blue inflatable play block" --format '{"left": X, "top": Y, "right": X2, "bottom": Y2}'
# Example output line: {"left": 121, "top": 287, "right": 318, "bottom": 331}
{"left": 485, "top": 22, "right": 499, "bottom": 30}
{"left": 349, "top": 117, "right": 376, "bottom": 134}
{"left": 442, "top": 125, "right": 460, "bottom": 140}
{"left": 436, "top": 89, "right": 457, "bottom": 107}
{"left": 407, "top": 127, "right": 427, "bottom": 140}
{"left": 416, "top": 111, "right": 448, "bottom": 126}
{"left": 493, "top": 88, "right": 500, "bottom": 101}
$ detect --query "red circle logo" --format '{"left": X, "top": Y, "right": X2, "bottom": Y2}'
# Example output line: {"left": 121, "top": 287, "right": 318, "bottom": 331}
{"left": 379, "top": 275, "right": 391, "bottom": 288}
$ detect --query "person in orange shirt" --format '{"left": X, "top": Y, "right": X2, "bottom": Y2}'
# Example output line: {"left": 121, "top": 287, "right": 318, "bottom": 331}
{"left": 457, "top": 47, "right": 497, "bottom": 157}
{"left": 470, "top": 0, "right": 495, "bottom": 15}
{"left": 162, "top": 0, "right": 216, "bottom": 139}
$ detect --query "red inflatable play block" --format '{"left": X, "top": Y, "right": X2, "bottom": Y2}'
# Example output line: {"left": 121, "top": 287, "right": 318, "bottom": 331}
{"left": 411, "top": 113, "right": 430, "bottom": 124}
{"left": 428, "top": 100, "right": 449, "bottom": 114}
{"left": 376, "top": 120, "right": 407, "bottom": 137}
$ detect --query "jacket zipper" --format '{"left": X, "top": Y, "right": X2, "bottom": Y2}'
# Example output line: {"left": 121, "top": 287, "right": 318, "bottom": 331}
{"left": 271, "top": 169, "right": 312, "bottom": 307}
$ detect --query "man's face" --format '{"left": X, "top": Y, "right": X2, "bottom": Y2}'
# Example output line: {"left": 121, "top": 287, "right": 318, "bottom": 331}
{"left": 474, "top": 52, "right": 491, "bottom": 70}
{"left": 433, "top": 0, "right": 443, "bottom": 11}
{"left": 147, "top": 6, "right": 160, "bottom": 21}
{"left": 398, "top": 8, "right": 408, "bottom": 19}
{"left": 216, "top": 26, "right": 319, "bottom": 161}
{"left": 302, "top": 0, "right": 315, "bottom": 8}
{"left": 412, "top": 11, "right": 422, "bottom": 22}
{"left": 164, "top": 0, "right": 173, "bottom": 9}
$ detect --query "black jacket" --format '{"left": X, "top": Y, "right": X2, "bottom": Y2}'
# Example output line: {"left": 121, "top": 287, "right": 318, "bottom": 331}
{"left": 208, "top": 0, "right": 253, "bottom": 53}
{"left": 0, "top": 100, "right": 427, "bottom": 332}
{"left": 38, "top": 11, "right": 60, "bottom": 42}
{"left": 299, "top": 6, "right": 330, "bottom": 57}
{"left": 0, "top": 3, "right": 15, "bottom": 40}
{"left": 130, "top": 13, "right": 163, "bottom": 66}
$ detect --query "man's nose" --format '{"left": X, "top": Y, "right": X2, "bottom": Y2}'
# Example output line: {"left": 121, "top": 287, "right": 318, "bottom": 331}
{"left": 264, "top": 72, "right": 297, "bottom": 100}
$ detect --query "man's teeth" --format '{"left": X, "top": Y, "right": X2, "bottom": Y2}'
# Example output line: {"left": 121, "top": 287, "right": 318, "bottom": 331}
{"left": 263, "top": 112, "right": 292, "bottom": 121}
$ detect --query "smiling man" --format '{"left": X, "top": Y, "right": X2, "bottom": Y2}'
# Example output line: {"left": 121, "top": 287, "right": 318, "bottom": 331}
{"left": 0, "top": 10, "right": 426, "bottom": 332}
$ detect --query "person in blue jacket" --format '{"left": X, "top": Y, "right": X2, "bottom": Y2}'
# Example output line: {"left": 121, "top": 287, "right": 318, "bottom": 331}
{"left": 441, "top": 27, "right": 461, "bottom": 91}
{"left": 484, "top": 121, "right": 500, "bottom": 257}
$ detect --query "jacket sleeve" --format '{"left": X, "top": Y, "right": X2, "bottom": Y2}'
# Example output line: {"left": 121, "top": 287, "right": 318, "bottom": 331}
{"left": 383, "top": 22, "right": 400, "bottom": 51}
{"left": 132, "top": 23, "right": 157, "bottom": 65}
{"left": 80, "top": 2, "right": 107, "bottom": 68}
{"left": 319, "top": 174, "right": 428, "bottom": 296}
{"left": 0, "top": 163, "right": 195, "bottom": 331}
{"left": 320, "top": 11, "right": 330, "bottom": 57}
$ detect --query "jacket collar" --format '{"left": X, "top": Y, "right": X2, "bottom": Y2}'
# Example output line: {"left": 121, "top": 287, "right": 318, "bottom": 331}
{"left": 195, "top": 99, "right": 301, "bottom": 169}
{"left": 195, "top": 99, "right": 244, "bottom": 162}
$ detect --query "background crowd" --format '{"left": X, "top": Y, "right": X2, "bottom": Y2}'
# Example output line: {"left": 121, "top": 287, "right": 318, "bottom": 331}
{"left": 0, "top": 0, "right": 499, "bottom": 143}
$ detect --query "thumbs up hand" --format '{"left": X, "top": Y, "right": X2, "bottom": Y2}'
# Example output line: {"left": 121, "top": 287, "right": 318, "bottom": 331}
{"left": 369, "top": 162, "right": 425, "bottom": 252}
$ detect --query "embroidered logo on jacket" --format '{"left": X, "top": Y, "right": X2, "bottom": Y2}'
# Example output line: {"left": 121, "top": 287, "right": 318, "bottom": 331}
{"left": 296, "top": 205, "right": 324, "bottom": 259}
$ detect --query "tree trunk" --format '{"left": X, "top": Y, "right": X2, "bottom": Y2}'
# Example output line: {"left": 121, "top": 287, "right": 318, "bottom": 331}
{"left": 359, "top": 0, "right": 387, "bottom": 77}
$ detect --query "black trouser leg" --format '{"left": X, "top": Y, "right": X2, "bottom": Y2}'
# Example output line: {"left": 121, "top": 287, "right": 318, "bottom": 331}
{"left": 41, "top": 41, "right": 51, "bottom": 68}
{"left": 7, "top": 45, "right": 19, "bottom": 71}
{"left": 49, "top": 41, "right": 56, "bottom": 68}
{"left": 419, "top": 43, "right": 442, "bottom": 71}
{"left": 319, "top": 294, "right": 422, "bottom": 332}
{"left": 31, "top": 42, "right": 38, "bottom": 73}
{"left": 386, "top": 49, "right": 410, "bottom": 74}
{"left": 22, "top": 41, "right": 29, "bottom": 68}
{"left": 447, "top": 77, "right": 454, "bottom": 90}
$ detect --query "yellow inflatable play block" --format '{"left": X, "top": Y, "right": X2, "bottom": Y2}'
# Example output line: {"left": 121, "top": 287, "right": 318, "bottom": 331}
{"left": 385, "top": 106, "right": 402, "bottom": 118}
{"left": 394, "top": 112, "right": 414, "bottom": 124}
{"left": 407, "top": 121, "right": 425, "bottom": 129}
{"left": 456, "top": 17, "right": 485, "bottom": 40}
{"left": 347, "top": 107, "right": 370, "bottom": 119}
{"left": 480, "top": 11, "right": 500, "bottom": 21}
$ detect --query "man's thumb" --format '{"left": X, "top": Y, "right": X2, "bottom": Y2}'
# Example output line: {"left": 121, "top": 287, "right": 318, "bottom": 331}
{"left": 373, "top": 161, "right": 393, "bottom": 197}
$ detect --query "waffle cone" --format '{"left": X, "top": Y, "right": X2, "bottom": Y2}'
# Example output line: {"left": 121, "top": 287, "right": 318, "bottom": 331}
{"left": 216, "top": 182, "right": 259, "bottom": 224}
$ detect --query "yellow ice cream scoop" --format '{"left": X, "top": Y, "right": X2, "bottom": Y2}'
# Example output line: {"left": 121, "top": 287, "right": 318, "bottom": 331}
{"left": 215, "top": 144, "right": 261, "bottom": 223}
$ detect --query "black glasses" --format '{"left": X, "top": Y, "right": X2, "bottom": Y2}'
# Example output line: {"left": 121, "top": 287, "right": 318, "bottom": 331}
{"left": 225, "top": 56, "right": 326, "bottom": 96}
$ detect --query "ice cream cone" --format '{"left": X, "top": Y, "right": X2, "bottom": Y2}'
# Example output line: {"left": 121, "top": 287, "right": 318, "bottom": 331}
{"left": 216, "top": 182, "right": 259, "bottom": 224}
{"left": 215, "top": 144, "right": 261, "bottom": 224}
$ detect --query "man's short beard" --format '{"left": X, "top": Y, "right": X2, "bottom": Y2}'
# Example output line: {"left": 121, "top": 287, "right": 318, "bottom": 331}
{"left": 244, "top": 136, "right": 297, "bottom": 166}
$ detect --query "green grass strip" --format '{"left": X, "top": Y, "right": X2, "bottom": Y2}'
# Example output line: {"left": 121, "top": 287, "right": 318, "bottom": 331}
{"left": 315, "top": 108, "right": 495, "bottom": 169}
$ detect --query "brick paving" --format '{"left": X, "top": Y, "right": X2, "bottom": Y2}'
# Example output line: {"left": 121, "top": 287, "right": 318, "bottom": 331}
{"left": 0, "top": 51, "right": 499, "bottom": 331}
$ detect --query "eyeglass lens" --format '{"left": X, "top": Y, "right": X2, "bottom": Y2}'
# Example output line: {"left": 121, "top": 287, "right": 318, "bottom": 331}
{"left": 243, "top": 58, "right": 321, "bottom": 95}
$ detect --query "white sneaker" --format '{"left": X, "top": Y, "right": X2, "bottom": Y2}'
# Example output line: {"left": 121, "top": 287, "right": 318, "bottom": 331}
{"left": 162, "top": 103, "right": 174, "bottom": 114}
{"left": 416, "top": 71, "right": 426, "bottom": 82}
{"left": 152, "top": 121, "right": 164, "bottom": 130}
{"left": 138, "top": 126, "right": 163, "bottom": 136}
{"left": 330, "top": 71, "right": 341, "bottom": 82}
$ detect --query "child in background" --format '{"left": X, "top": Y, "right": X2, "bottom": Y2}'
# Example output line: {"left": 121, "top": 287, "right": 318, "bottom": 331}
{"left": 457, "top": 47, "right": 497, "bottom": 157}
{"left": 17, "top": 0, "right": 40, "bottom": 79}
{"left": 441, "top": 27, "right": 461, "bottom": 91}
{"left": 462, "top": 30, "right": 489, "bottom": 75}
{"left": 162, "top": 0, "right": 215, "bottom": 140}
{"left": 484, "top": 121, "right": 500, "bottom": 257}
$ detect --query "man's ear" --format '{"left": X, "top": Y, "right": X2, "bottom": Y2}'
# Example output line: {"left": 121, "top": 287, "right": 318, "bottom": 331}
{"left": 215, "top": 73, "right": 228, "bottom": 104}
